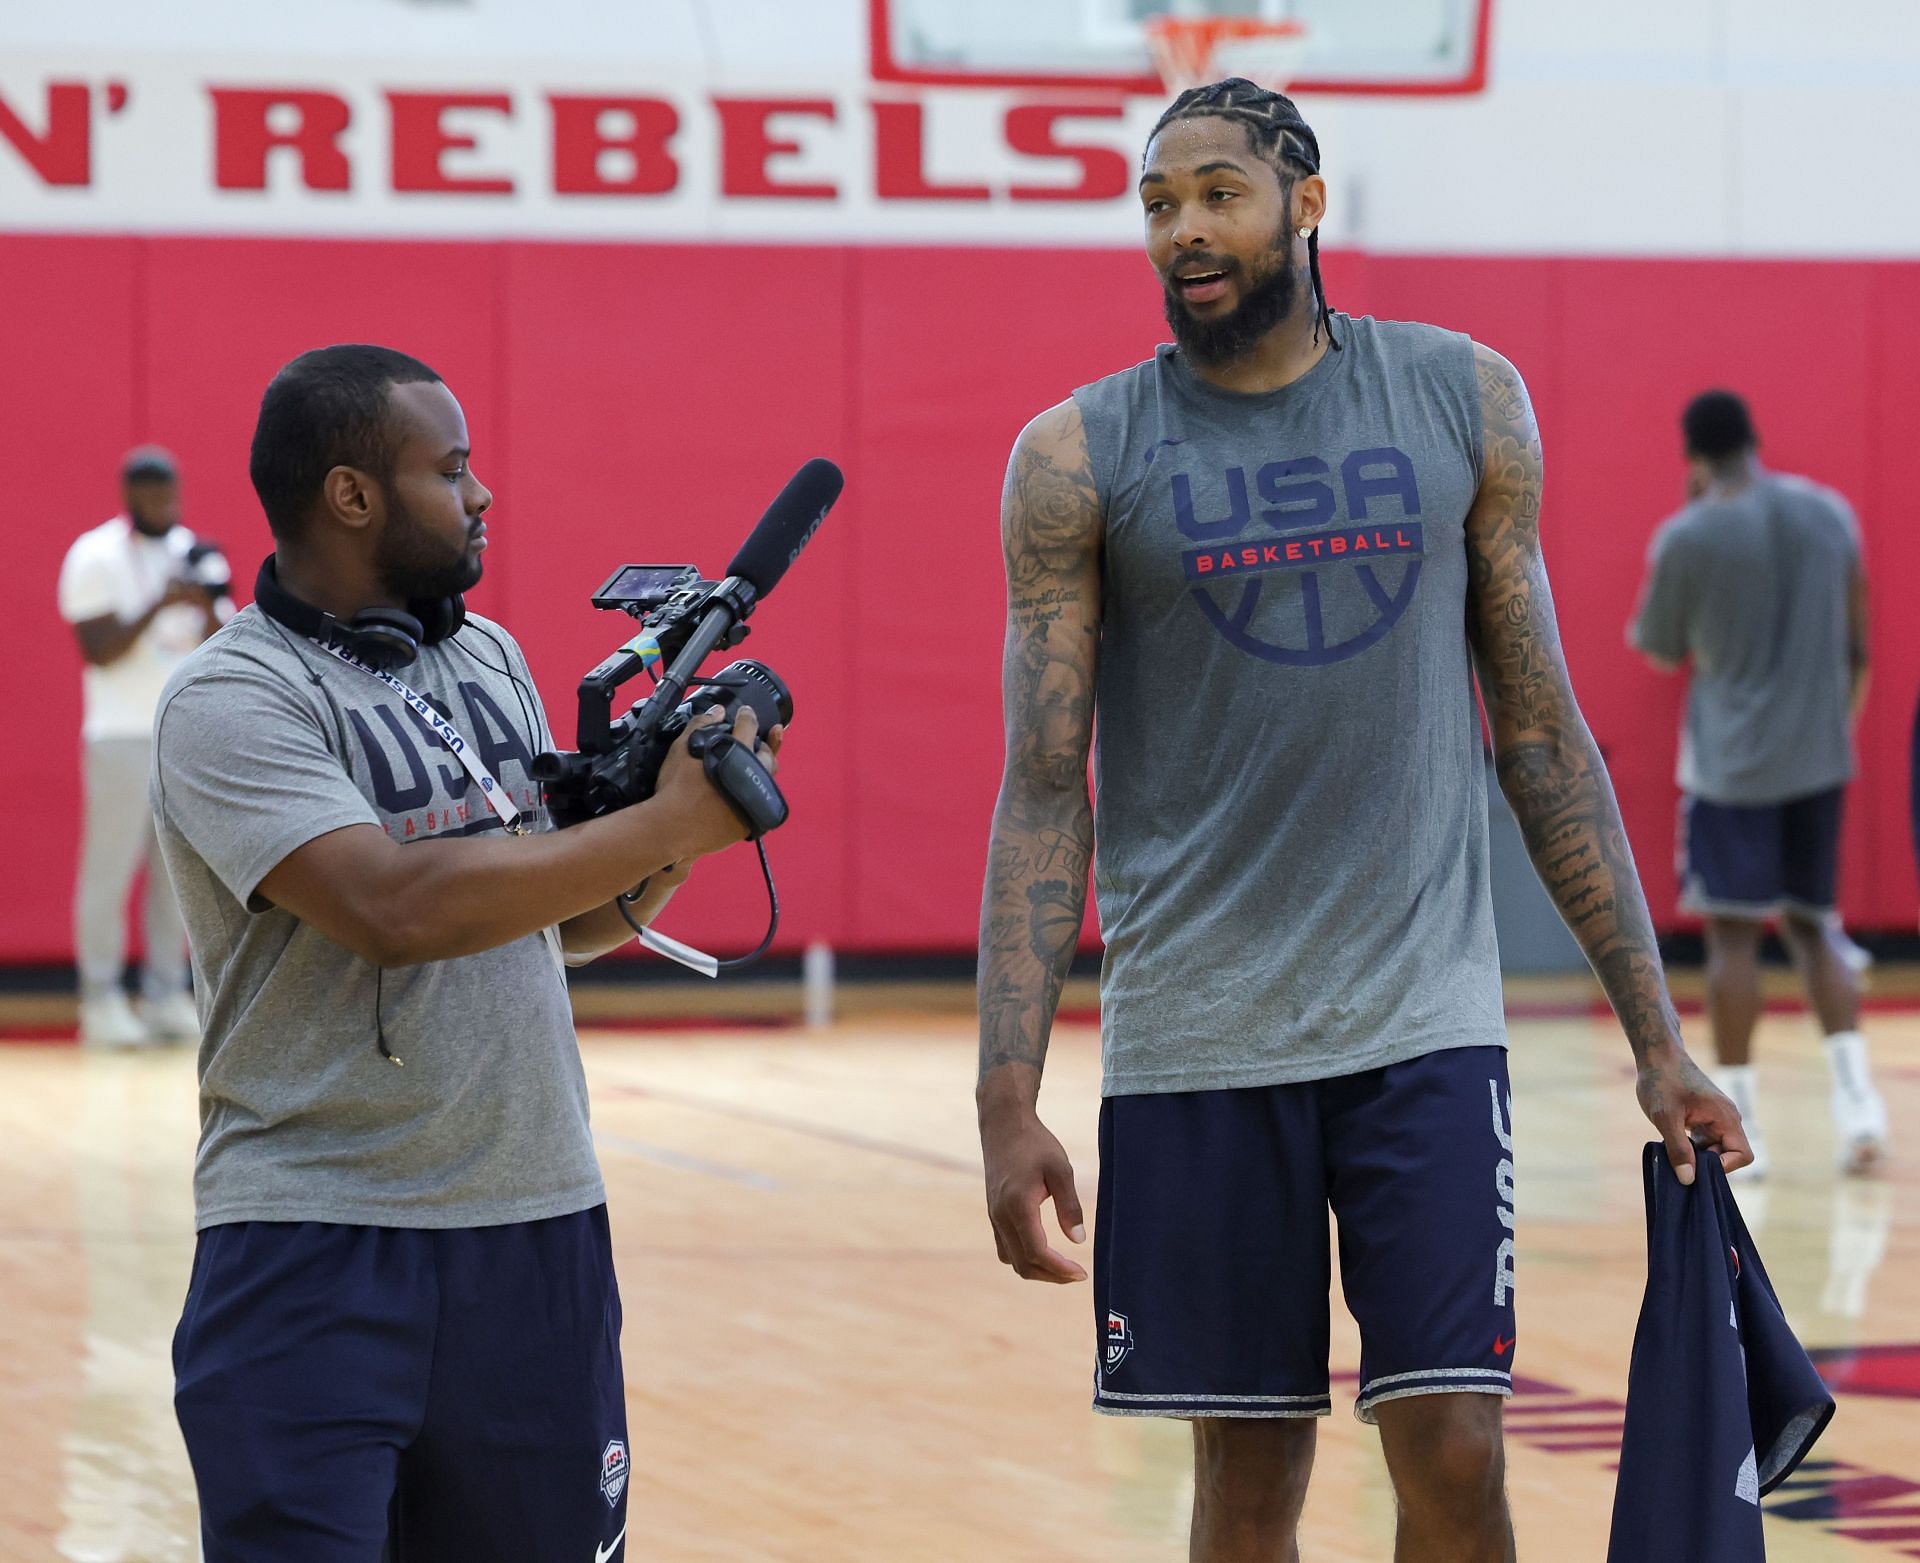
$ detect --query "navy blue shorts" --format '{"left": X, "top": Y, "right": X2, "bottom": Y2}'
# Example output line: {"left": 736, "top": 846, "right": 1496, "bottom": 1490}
{"left": 174, "top": 1207, "right": 629, "bottom": 1563}
{"left": 1680, "top": 787, "right": 1844, "bottom": 919}
{"left": 1092, "top": 1046, "right": 1517, "bottom": 1424}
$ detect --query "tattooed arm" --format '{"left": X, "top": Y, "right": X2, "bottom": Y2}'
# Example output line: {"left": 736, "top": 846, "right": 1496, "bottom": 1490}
{"left": 976, "top": 399, "right": 1102, "bottom": 1283}
{"left": 1466, "top": 344, "right": 1751, "bottom": 1183}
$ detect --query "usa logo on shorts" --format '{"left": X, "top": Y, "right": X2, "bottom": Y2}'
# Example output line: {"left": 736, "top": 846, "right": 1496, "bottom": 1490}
{"left": 1105, "top": 1310, "right": 1134, "bottom": 1372}
{"left": 600, "top": 1439, "right": 630, "bottom": 1508}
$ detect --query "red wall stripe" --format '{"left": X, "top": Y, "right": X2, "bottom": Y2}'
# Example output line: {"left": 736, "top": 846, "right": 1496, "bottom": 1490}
{"left": 6, "top": 233, "right": 1914, "bottom": 962}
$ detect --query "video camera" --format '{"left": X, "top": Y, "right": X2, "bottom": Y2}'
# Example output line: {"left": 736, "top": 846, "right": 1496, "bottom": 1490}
{"left": 531, "top": 460, "right": 842, "bottom": 842}
{"left": 181, "top": 539, "right": 234, "bottom": 604}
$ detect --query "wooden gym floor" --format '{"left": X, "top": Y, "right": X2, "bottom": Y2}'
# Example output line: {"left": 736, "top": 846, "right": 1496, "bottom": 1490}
{"left": 1, "top": 993, "right": 1917, "bottom": 1561}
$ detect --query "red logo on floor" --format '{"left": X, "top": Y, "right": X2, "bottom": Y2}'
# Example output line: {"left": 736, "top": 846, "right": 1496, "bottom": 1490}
{"left": 1809, "top": 1343, "right": 1920, "bottom": 1400}
{"left": 1501, "top": 1368, "right": 1920, "bottom": 1556}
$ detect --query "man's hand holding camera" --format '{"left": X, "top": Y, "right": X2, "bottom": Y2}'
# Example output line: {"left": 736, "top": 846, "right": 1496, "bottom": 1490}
{"left": 159, "top": 576, "right": 223, "bottom": 638}
{"left": 74, "top": 574, "right": 220, "bottom": 668}
{"left": 159, "top": 577, "right": 215, "bottom": 611}
{"left": 652, "top": 705, "right": 784, "bottom": 855}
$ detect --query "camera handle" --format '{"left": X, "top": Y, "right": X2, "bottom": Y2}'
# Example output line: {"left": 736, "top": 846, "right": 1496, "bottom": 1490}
{"left": 687, "top": 726, "right": 788, "bottom": 838}
{"left": 622, "top": 580, "right": 756, "bottom": 730}
{"left": 575, "top": 577, "right": 757, "bottom": 753}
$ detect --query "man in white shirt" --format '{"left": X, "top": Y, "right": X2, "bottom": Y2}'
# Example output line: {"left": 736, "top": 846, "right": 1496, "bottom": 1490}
{"left": 58, "top": 447, "right": 224, "bottom": 1044}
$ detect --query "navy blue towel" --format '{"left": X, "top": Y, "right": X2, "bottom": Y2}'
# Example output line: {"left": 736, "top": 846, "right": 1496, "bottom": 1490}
{"left": 1607, "top": 1145, "right": 1835, "bottom": 1561}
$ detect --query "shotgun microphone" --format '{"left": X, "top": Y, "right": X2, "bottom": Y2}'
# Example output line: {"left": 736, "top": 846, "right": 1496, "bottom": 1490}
{"left": 725, "top": 458, "right": 843, "bottom": 601}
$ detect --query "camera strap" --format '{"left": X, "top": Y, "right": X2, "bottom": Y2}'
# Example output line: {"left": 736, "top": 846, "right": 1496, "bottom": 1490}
{"left": 309, "top": 638, "right": 531, "bottom": 836}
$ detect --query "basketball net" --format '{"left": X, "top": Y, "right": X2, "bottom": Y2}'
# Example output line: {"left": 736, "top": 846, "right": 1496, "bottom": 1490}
{"left": 1145, "top": 14, "right": 1311, "bottom": 94}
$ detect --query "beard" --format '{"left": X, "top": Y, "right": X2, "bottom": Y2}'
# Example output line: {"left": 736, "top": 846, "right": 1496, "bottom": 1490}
{"left": 373, "top": 486, "right": 483, "bottom": 603}
{"left": 1163, "top": 239, "right": 1303, "bottom": 366}
{"left": 126, "top": 494, "right": 177, "bottom": 537}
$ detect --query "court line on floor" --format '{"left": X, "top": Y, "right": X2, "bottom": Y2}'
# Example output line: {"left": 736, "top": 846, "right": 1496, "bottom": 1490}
{"left": 601, "top": 1084, "right": 979, "bottom": 1175}
{"left": 594, "top": 1130, "right": 780, "bottom": 1190}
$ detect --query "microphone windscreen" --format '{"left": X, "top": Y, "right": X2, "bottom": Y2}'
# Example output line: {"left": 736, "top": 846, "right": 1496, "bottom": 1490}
{"left": 727, "top": 458, "right": 843, "bottom": 597}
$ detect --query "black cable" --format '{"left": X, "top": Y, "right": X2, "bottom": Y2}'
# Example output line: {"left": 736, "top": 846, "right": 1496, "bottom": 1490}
{"left": 617, "top": 839, "right": 780, "bottom": 973}
{"left": 261, "top": 608, "right": 396, "bottom": 1067}
{"left": 262, "top": 613, "right": 537, "bottom": 1065}
{"left": 259, "top": 607, "right": 356, "bottom": 756}
{"left": 374, "top": 966, "right": 403, "bottom": 1067}
{"left": 461, "top": 619, "right": 785, "bottom": 970}
{"left": 454, "top": 623, "right": 546, "bottom": 760}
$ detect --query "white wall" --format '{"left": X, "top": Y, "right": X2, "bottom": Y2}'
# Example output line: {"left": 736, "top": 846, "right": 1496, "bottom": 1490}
{"left": 3, "top": 0, "right": 1918, "bottom": 254}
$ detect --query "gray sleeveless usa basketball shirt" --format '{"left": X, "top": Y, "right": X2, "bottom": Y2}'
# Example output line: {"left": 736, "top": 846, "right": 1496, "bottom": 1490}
{"left": 1075, "top": 313, "right": 1508, "bottom": 1095}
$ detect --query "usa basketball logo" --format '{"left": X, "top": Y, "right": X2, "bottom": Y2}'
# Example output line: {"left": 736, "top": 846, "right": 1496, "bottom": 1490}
{"left": 600, "top": 1439, "right": 630, "bottom": 1508}
{"left": 1169, "top": 447, "right": 1426, "bottom": 668}
{"left": 1105, "top": 1310, "right": 1134, "bottom": 1372}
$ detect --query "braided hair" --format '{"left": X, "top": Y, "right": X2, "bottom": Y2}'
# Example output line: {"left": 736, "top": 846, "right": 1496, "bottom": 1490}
{"left": 1148, "top": 78, "right": 1340, "bottom": 351}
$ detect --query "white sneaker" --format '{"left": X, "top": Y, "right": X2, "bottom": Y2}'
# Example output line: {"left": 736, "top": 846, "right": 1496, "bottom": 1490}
{"left": 1832, "top": 1081, "right": 1889, "bottom": 1176}
{"left": 78, "top": 992, "right": 150, "bottom": 1048}
{"left": 1830, "top": 917, "right": 1873, "bottom": 975}
{"left": 1712, "top": 1064, "right": 1767, "bottom": 1180}
{"left": 140, "top": 991, "right": 201, "bottom": 1043}
{"left": 1826, "top": 1032, "right": 1889, "bottom": 1175}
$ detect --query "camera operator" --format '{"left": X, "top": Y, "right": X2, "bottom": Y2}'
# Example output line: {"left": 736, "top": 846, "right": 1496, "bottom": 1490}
{"left": 150, "top": 345, "right": 778, "bottom": 1563}
{"left": 58, "top": 445, "right": 226, "bottom": 1046}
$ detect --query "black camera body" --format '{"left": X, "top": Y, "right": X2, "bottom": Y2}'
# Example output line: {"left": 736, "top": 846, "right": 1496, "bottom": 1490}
{"left": 531, "top": 565, "right": 792, "bottom": 831}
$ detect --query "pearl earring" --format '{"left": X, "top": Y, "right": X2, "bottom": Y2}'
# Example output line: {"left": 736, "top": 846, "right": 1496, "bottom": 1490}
{"left": 1298, "top": 226, "right": 1313, "bottom": 238}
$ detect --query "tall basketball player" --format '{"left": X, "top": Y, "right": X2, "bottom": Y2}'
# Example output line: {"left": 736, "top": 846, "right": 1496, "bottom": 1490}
{"left": 976, "top": 80, "right": 1751, "bottom": 1562}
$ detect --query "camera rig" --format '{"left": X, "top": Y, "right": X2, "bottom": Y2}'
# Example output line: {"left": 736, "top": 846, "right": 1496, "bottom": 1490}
{"left": 529, "top": 456, "right": 842, "bottom": 975}
{"left": 532, "top": 564, "right": 790, "bottom": 834}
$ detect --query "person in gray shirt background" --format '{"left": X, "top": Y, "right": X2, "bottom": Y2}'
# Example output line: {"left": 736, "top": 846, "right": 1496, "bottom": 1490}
{"left": 1632, "top": 389, "right": 1886, "bottom": 1180}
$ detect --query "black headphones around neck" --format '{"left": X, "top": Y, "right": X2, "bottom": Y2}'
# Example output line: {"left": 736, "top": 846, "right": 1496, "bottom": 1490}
{"left": 253, "top": 555, "right": 466, "bottom": 670}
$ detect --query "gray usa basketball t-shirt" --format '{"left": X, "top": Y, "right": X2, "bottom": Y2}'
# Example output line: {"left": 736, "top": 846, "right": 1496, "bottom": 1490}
{"left": 1075, "top": 314, "right": 1508, "bottom": 1095}
{"left": 151, "top": 606, "right": 605, "bottom": 1230}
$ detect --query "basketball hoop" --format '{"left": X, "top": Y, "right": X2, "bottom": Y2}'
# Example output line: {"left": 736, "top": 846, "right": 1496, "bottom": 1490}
{"left": 1145, "top": 14, "right": 1312, "bottom": 95}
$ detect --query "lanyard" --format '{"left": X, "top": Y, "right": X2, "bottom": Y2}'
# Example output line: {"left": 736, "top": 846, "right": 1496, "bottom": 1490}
{"left": 312, "top": 639, "right": 530, "bottom": 835}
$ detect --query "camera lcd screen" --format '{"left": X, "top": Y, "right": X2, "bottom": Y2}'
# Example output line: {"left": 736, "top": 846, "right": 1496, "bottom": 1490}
{"left": 591, "top": 564, "right": 700, "bottom": 608}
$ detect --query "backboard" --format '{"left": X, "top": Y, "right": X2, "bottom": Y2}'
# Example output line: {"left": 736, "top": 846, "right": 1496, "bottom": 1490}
{"left": 870, "top": 0, "right": 1493, "bottom": 96}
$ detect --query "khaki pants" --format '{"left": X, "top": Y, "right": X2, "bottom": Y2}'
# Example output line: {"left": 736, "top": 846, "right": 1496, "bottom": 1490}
{"left": 74, "top": 737, "right": 187, "bottom": 1002}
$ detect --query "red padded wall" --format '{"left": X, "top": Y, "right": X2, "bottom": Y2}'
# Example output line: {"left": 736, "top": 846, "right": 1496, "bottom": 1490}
{"left": 1861, "top": 265, "right": 1920, "bottom": 925}
{"left": 493, "top": 241, "right": 859, "bottom": 946}
{"left": 6, "top": 233, "right": 1917, "bottom": 962}
{"left": 841, "top": 245, "right": 1165, "bottom": 946}
{"left": 6, "top": 236, "right": 142, "bottom": 961}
